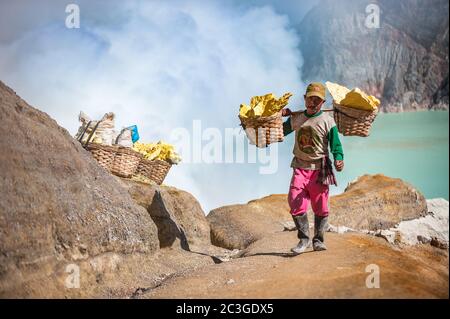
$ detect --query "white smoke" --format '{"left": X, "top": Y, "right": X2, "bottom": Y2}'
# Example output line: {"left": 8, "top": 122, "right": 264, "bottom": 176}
{"left": 0, "top": 0, "right": 309, "bottom": 213}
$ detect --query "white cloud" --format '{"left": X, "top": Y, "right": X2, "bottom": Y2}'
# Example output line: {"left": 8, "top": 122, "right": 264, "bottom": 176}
{"left": 0, "top": 0, "right": 305, "bottom": 213}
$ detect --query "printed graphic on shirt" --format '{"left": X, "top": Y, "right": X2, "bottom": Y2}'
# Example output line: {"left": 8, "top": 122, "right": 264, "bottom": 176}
{"left": 296, "top": 126, "right": 321, "bottom": 154}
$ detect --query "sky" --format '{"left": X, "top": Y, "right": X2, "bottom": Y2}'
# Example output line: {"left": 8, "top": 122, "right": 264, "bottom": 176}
{"left": 0, "top": 0, "right": 320, "bottom": 213}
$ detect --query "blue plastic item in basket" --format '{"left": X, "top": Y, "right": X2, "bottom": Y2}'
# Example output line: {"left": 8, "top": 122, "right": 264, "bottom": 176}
{"left": 128, "top": 125, "right": 140, "bottom": 143}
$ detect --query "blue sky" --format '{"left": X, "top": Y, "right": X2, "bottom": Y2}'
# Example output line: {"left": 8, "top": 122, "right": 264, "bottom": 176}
{"left": 0, "top": 0, "right": 321, "bottom": 213}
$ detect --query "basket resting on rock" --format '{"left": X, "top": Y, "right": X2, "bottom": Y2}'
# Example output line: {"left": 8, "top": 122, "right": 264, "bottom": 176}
{"left": 239, "top": 110, "right": 284, "bottom": 148}
{"left": 85, "top": 143, "right": 118, "bottom": 172}
{"left": 79, "top": 120, "right": 173, "bottom": 183}
{"left": 84, "top": 143, "right": 172, "bottom": 184}
{"left": 134, "top": 158, "right": 172, "bottom": 185}
{"left": 110, "top": 146, "right": 142, "bottom": 178}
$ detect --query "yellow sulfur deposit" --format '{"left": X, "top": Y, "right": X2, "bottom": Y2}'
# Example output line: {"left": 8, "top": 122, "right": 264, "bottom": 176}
{"left": 133, "top": 141, "right": 181, "bottom": 164}
{"left": 239, "top": 92, "right": 293, "bottom": 119}
{"left": 325, "top": 82, "right": 350, "bottom": 104}
{"left": 325, "top": 81, "right": 380, "bottom": 111}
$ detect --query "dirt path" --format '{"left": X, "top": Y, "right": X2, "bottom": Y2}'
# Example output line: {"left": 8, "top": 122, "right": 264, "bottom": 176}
{"left": 141, "top": 232, "right": 449, "bottom": 298}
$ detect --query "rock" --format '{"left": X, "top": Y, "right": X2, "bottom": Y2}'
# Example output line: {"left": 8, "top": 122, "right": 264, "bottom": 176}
{"left": 329, "top": 174, "right": 428, "bottom": 231}
{"left": 330, "top": 198, "right": 449, "bottom": 249}
{"left": 298, "top": 0, "right": 449, "bottom": 112}
{"left": 391, "top": 198, "right": 449, "bottom": 248}
{"left": 374, "top": 229, "right": 399, "bottom": 245}
{"left": 431, "top": 237, "right": 448, "bottom": 250}
{"left": 280, "top": 221, "right": 296, "bottom": 231}
{"left": 0, "top": 81, "right": 161, "bottom": 297}
{"left": 117, "top": 177, "right": 236, "bottom": 264}
{"left": 226, "top": 279, "right": 235, "bottom": 285}
{"left": 427, "top": 198, "right": 449, "bottom": 217}
{"left": 328, "top": 224, "right": 355, "bottom": 234}
{"left": 117, "top": 178, "right": 212, "bottom": 251}
{"left": 207, "top": 194, "right": 290, "bottom": 250}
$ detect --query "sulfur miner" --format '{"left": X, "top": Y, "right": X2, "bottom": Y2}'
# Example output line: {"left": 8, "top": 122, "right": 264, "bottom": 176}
{"left": 282, "top": 82, "right": 344, "bottom": 254}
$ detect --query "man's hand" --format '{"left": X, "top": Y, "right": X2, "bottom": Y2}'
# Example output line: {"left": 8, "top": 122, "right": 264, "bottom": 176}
{"left": 281, "top": 108, "right": 292, "bottom": 117}
{"left": 334, "top": 160, "right": 344, "bottom": 172}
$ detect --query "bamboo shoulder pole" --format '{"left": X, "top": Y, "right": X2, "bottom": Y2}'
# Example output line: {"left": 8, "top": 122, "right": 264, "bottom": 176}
{"left": 290, "top": 108, "right": 334, "bottom": 115}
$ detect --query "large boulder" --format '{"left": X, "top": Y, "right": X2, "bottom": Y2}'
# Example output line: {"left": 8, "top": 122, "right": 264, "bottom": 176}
{"left": 0, "top": 81, "right": 160, "bottom": 297}
{"left": 207, "top": 194, "right": 291, "bottom": 250}
{"left": 329, "top": 174, "right": 428, "bottom": 230}
{"left": 116, "top": 178, "right": 212, "bottom": 251}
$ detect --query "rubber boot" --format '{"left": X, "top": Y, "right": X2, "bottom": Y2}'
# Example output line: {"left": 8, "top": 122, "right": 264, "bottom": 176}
{"left": 313, "top": 215, "right": 328, "bottom": 251}
{"left": 291, "top": 213, "right": 310, "bottom": 254}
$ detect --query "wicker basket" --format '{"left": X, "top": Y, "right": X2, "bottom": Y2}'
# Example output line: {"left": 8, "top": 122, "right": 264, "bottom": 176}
{"left": 85, "top": 143, "right": 118, "bottom": 172}
{"left": 135, "top": 159, "right": 171, "bottom": 185}
{"left": 135, "top": 158, "right": 154, "bottom": 180}
{"left": 239, "top": 111, "right": 284, "bottom": 147}
{"left": 111, "top": 146, "right": 142, "bottom": 178}
{"left": 333, "top": 103, "right": 378, "bottom": 137}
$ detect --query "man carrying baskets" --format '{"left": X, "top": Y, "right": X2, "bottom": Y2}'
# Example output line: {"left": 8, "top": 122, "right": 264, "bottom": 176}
{"left": 281, "top": 82, "right": 344, "bottom": 254}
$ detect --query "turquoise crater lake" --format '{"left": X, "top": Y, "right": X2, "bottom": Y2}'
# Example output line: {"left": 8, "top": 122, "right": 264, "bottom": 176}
{"left": 334, "top": 110, "right": 449, "bottom": 200}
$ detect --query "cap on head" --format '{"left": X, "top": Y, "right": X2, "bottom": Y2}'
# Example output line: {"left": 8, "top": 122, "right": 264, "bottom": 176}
{"left": 305, "top": 82, "right": 326, "bottom": 100}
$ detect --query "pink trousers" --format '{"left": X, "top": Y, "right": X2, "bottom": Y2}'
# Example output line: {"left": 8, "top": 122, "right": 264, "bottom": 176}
{"left": 288, "top": 168, "right": 329, "bottom": 217}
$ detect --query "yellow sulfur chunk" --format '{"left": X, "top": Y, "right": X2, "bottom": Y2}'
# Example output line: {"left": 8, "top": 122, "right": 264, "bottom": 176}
{"left": 133, "top": 141, "right": 182, "bottom": 164}
{"left": 239, "top": 92, "right": 293, "bottom": 119}
{"left": 326, "top": 81, "right": 380, "bottom": 111}
{"left": 325, "top": 81, "right": 350, "bottom": 104}
{"left": 253, "top": 101, "right": 265, "bottom": 117}
{"left": 367, "top": 95, "right": 381, "bottom": 107}
{"left": 340, "top": 88, "right": 380, "bottom": 111}
{"left": 239, "top": 104, "right": 251, "bottom": 119}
